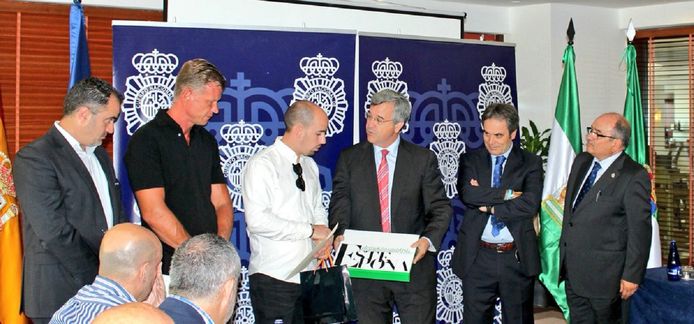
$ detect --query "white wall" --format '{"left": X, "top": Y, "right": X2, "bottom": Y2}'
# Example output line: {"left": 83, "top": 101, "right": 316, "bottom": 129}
{"left": 167, "top": 0, "right": 508, "bottom": 37}
{"left": 620, "top": 1, "right": 694, "bottom": 29}
{"left": 507, "top": 4, "right": 553, "bottom": 130}
{"left": 30, "top": 0, "right": 692, "bottom": 135}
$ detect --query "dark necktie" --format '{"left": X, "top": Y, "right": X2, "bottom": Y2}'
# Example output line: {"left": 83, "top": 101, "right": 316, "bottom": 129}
{"left": 573, "top": 161, "right": 602, "bottom": 211}
{"left": 491, "top": 155, "right": 506, "bottom": 236}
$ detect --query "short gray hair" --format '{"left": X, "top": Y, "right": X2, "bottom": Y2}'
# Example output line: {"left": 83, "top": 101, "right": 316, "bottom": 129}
{"left": 612, "top": 114, "right": 631, "bottom": 148}
{"left": 169, "top": 234, "right": 241, "bottom": 299}
{"left": 370, "top": 89, "right": 411, "bottom": 124}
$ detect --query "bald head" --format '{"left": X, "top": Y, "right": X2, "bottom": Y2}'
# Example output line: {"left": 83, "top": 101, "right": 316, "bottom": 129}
{"left": 281, "top": 100, "right": 328, "bottom": 156}
{"left": 99, "top": 223, "right": 162, "bottom": 281}
{"left": 93, "top": 302, "right": 173, "bottom": 324}
{"left": 284, "top": 100, "right": 325, "bottom": 131}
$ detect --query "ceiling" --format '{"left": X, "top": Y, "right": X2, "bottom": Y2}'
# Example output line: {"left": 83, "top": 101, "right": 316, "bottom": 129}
{"left": 304, "top": 0, "right": 691, "bottom": 9}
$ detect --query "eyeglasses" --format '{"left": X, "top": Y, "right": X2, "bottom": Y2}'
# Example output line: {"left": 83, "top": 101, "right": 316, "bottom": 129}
{"left": 586, "top": 127, "right": 617, "bottom": 140}
{"left": 365, "top": 112, "right": 394, "bottom": 125}
{"left": 292, "top": 163, "right": 305, "bottom": 191}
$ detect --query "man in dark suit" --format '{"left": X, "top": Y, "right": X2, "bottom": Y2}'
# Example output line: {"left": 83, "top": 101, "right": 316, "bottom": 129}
{"left": 560, "top": 112, "right": 651, "bottom": 323}
{"left": 13, "top": 77, "right": 126, "bottom": 323}
{"left": 451, "top": 103, "right": 542, "bottom": 323}
{"left": 159, "top": 234, "right": 241, "bottom": 324}
{"left": 329, "top": 89, "right": 452, "bottom": 323}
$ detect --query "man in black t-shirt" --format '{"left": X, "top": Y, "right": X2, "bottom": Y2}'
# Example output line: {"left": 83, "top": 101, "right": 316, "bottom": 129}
{"left": 124, "top": 59, "right": 233, "bottom": 274}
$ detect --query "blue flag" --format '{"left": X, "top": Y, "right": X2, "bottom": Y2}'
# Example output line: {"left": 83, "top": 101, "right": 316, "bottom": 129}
{"left": 68, "top": 0, "right": 91, "bottom": 90}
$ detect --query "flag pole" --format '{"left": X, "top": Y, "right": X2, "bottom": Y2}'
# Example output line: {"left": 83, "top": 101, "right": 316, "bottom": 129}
{"left": 538, "top": 18, "right": 582, "bottom": 322}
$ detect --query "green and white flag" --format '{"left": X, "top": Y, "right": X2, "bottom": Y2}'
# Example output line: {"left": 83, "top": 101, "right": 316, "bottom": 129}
{"left": 538, "top": 40, "right": 582, "bottom": 321}
{"left": 622, "top": 23, "right": 661, "bottom": 268}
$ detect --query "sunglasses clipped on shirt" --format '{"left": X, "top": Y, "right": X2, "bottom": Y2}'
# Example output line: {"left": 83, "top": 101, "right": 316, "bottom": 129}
{"left": 293, "top": 163, "right": 306, "bottom": 191}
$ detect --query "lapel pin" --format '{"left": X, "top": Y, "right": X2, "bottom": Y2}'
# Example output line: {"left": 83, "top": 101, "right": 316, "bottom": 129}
{"left": 611, "top": 173, "right": 616, "bottom": 178}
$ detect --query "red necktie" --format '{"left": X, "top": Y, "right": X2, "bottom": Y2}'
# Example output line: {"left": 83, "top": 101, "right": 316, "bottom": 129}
{"left": 377, "top": 149, "right": 391, "bottom": 232}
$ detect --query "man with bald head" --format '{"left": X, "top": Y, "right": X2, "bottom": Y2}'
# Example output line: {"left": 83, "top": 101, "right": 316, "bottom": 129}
{"left": 93, "top": 303, "right": 172, "bottom": 324}
{"left": 50, "top": 223, "right": 164, "bottom": 323}
{"left": 560, "top": 112, "right": 652, "bottom": 323}
{"left": 242, "top": 100, "right": 332, "bottom": 323}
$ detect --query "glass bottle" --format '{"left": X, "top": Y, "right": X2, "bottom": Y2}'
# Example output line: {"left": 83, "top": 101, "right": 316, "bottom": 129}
{"left": 667, "top": 240, "right": 682, "bottom": 281}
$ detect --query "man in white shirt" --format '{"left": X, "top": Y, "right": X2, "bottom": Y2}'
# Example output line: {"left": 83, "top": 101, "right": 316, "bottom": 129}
{"left": 242, "top": 100, "right": 332, "bottom": 323}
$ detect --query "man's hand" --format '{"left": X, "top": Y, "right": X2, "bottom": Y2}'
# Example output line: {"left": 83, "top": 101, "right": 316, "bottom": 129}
{"left": 511, "top": 191, "right": 522, "bottom": 199}
{"left": 620, "top": 279, "right": 639, "bottom": 299}
{"left": 311, "top": 224, "right": 331, "bottom": 240}
{"left": 333, "top": 235, "right": 344, "bottom": 250}
{"left": 411, "top": 238, "right": 430, "bottom": 264}
{"left": 470, "top": 179, "right": 479, "bottom": 186}
{"left": 314, "top": 237, "right": 334, "bottom": 259}
{"left": 143, "top": 264, "right": 165, "bottom": 306}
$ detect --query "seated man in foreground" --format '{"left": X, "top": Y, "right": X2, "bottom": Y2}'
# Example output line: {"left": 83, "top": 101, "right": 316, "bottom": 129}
{"left": 51, "top": 223, "right": 165, "bottom": 323}
{"left": 159, "top": 233, "right": 242, "bottom": 323}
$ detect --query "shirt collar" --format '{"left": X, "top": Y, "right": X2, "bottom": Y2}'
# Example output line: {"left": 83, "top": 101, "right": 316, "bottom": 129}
{"left": 490, "top": 144, "right": 513, "bottom": 161}
{"left": 169, "top": 294, "right": 215, "bottom": 324}
{"left": 276, "top": 137, "right": 302, "bottom": 164}
{"left": 54, "top": 121, "right": 96, "bottom": 154}
{"left": 373, "top": 136, "right": 400, "bottom": 156}
{"left": 593, "top": 150, "right": 622, "bottom": 170}
{"left": 92, "top": 275, "right": 137, "bottom": 302}
{"left": 155, "top": 109, "right": 184, "bottom": 131}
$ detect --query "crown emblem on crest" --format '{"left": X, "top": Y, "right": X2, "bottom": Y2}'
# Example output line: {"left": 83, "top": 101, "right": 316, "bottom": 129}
{"left": 371, "top": 57, "right": 403, "bottom": 80}
{"left": 433, "top": 120, "right": 461, "bottom": 141}
{"left": 220, "top": 120, "right": 264, "bottom": 144}
{"left": 299, "top": 53, "right": 339, "bottom": 77}
{"left": 481, "top": 63, "right": 506, "bottom": 83}
{"left": 131, "top": 49, "right": 179, "bottom": 75}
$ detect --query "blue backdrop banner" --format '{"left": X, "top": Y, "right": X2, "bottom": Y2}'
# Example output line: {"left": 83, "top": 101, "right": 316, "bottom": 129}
{"left": 113, "top": 23, "right": 517, "bottom": 324}
{"left": 359, "top": 34, "right": 518, "bottom": 324}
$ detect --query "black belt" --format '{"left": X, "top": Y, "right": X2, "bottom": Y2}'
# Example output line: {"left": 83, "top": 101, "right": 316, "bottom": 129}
{"left": 479, "top": 241, "right": 515, "bottom": 253}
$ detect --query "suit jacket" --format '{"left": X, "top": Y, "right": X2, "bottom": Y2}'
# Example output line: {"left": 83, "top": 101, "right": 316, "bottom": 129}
{"left": 329, "top": 139, "right": 452, "bottom": 285}
{"left": 159, "top": 297, "right": 207, "bottom": 323}
{"left": 560, "top": 151, "right": 651, "bottom": 299}
{"left": 13, "top": 125, "right": 125, "bottom": 318}
{"left": 451, "top": 146, "right": 543, "bottom": 278}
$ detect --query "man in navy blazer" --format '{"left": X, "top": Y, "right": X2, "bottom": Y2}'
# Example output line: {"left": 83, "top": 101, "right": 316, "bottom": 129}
{"left": 13, "top": 77, "right": 126, "bottom": 323}
{"left": 329, "top": 89, "right": 452, "bottom": 323}
{"left": 560, "top": 113, "right": 651, "bottom": 323}
{"left": 452, "top": 103, "right": 543, "bottom": 323}
{"left": 159, "top": 234, "right": 241, "bottom": 324}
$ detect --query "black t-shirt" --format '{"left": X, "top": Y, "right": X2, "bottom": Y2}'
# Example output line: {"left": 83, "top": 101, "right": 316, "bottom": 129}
{"left": 124, "top": 109, "right": 226, "bottom": 273}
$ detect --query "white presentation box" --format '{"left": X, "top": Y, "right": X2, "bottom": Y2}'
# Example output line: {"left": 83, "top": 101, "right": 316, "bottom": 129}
{"left": 335, "top": 229, "right": 419, "bottom": 282}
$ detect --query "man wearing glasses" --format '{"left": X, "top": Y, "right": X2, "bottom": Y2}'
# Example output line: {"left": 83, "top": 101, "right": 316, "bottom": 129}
{"left": 560, "top": 112, "right": 652, "bottom": 323}
{"left": 242, "top": 100, "right": 332, "bottom": 323}
{"left": 329, "top": 89, "right": 452, "bottom": 323}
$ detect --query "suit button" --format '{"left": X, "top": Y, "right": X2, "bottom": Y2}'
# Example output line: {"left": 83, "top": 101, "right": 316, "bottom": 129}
{"left": 569, "top": 222, "right": 573, "bottom": 227}
{"left": 563, "top": 242, "right": 567, "bottom": 247}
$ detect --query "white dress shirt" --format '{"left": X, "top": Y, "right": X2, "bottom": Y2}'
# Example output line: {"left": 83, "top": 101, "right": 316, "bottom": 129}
{"left": 242, "top": 137, "right": 328, "bottom": 283}
{"left": 54, "top": 121, "right": 114, "bottom": 228}
{"left": 572, "top": 150, "right": 623, "bottom": 207}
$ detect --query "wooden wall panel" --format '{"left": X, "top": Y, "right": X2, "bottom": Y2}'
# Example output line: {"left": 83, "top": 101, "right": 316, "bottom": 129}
{"left": 0, "top": 10, "right": 18, "bottom": 153}
{"left": 0, "top": 0, "right": 162, "bottom": 159}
